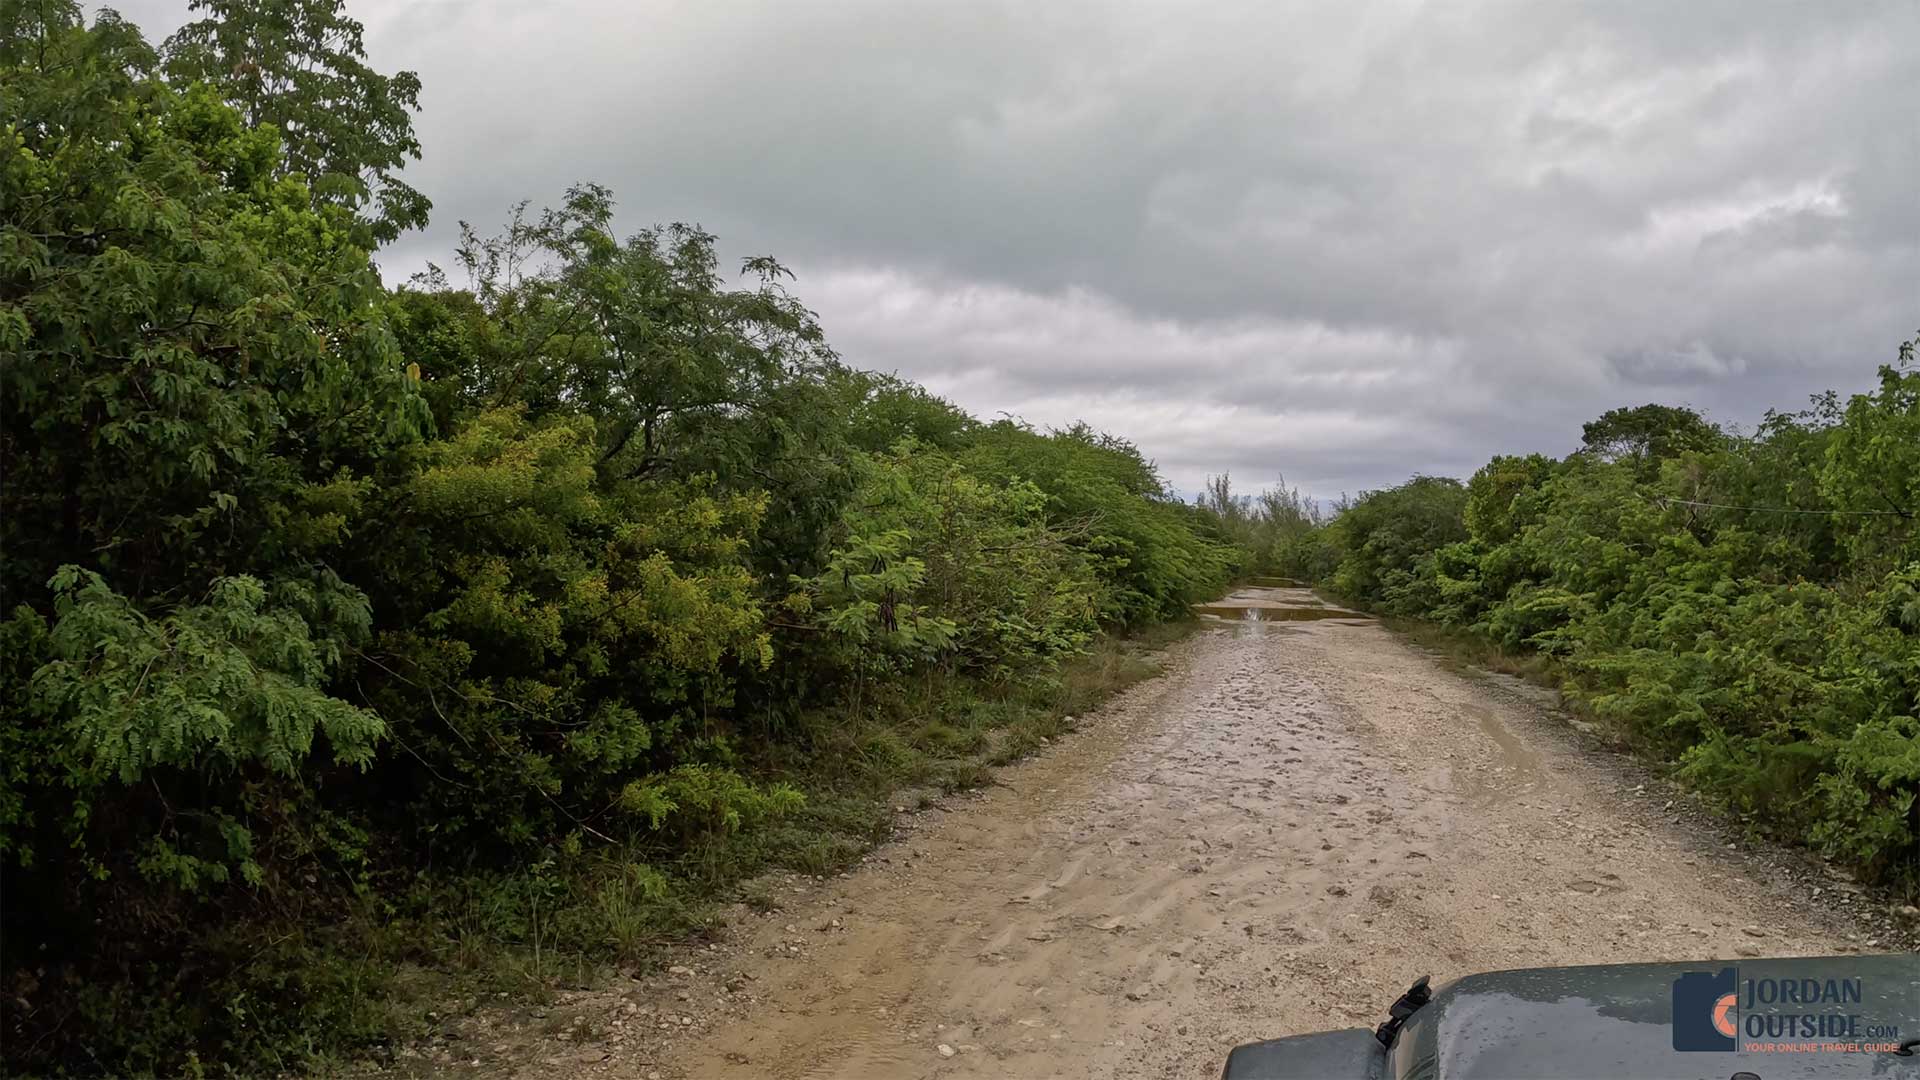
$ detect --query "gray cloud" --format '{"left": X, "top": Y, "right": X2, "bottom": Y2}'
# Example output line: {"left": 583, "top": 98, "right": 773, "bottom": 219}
{"left": 118, "top": 0, "right": 1919, "bottom": 496}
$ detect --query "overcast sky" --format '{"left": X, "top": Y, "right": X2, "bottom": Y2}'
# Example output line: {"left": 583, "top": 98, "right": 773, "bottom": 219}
{"left": 119, "top": 0, "right": 1918, "bottom": 499}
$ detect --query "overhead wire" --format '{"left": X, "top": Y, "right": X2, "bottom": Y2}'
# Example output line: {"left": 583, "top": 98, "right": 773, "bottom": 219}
{"left": 1648, "top": 496, "right": 1911, "bottom": 517}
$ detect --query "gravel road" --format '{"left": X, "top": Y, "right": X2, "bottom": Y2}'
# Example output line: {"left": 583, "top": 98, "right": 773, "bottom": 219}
{"left": 494, "top": 585, "right": 1904, "bottom": 1080}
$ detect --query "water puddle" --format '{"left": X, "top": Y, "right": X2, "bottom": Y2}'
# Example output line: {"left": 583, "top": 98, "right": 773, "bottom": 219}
{"left": 1194, "top": 585, "right": 1369, "bottom": 624}
{"left": 1193, "top": 604, "right": 1369, "bottom": 622}
{"left": 1460, "top": 702, "right": 1545, "bottom": 802}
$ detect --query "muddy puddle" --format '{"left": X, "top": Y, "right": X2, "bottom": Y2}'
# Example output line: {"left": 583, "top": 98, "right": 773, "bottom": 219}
{"left": 1192, "top": 583, "right": 1368, "bottom": 623}
{"left": 1458, "top": 702, "right": 1547, "bottom": 803}
{"left": 1192, "top": 604, "right": 1367, "bottom": 622}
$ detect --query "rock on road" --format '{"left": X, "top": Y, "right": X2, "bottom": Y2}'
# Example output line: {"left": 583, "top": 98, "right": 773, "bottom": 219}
{"left": 522, "top": 585, "right": 1878, "bottom": 1080}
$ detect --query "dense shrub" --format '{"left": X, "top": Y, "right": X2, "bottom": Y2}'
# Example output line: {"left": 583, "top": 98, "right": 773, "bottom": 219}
{"left": 964, "top": 423, "right": 1235, "bottom": 623}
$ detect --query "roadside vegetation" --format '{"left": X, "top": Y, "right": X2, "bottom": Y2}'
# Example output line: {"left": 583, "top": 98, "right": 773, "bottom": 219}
{"left": 0, "top": 3, "right": 1236, "bottom": 1072}
{"left": 1210, "top": 345, "right": 1920, "bottom": 895}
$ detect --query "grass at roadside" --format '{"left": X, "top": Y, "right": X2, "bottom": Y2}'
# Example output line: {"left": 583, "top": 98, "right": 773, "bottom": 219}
{"left": 1374, "top": 614, "right": 1557, "bottom": 681}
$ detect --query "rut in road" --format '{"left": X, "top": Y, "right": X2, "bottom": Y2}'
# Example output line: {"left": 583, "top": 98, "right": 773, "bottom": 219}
{"left": 547, "top": 586, "right": 1857, "bottom": 1080}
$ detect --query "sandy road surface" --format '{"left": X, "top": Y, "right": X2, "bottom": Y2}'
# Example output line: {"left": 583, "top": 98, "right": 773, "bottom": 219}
{"left": 506, "top": 586, "right": 1892, "bottom": 1080}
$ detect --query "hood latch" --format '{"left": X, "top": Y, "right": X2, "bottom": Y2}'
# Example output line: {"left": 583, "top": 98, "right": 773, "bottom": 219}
{"left": 1373, "top": 974, "right": 1433, "bottom": 1049}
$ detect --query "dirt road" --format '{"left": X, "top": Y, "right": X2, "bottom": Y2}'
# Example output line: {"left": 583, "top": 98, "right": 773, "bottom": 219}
{"left": 512, "top": 585, "right": 1889, "bottom": 1079}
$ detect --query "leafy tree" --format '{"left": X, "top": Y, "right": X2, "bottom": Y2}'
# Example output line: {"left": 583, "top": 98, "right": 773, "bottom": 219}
{"left": 1, "top": 0, "right": 422, "bottom": 894}
{"left": 1820, "top": 335, "right": 1919, "bottom": 567}
{"left": 164, "top": 0, "right": 429, "bottom": 244}
{"left": 346, "top": 408, "right": 775, "bottom": 851}
{"left": 834, "top": 370, "right": 976, "bottom": 454}
{"left": 1463, "top": 454, "right": 1557, "bottom": 546}
{"left": 964, "top": 422, "right": 1233, "bottom": 623}
{"left": 405, "top": 188, "right": 860, "bottom": 582}
{"left": 1683, "top": 401, "right": 1846, "bottom": 582}
{"left": 1324, "top": 476, "right": 1468, "bottom": 610}
{"left": 1198, "top": 473, "right": 1252, "bottom": 529}
{"left": 796, "top": 442, "right": 1101, "bottom": 683}
{"left": 1579, "top": 402, "right": 1722, "bottom": 471}
{"left": 2, "top": 11, "right": 435, "bottom": 1067}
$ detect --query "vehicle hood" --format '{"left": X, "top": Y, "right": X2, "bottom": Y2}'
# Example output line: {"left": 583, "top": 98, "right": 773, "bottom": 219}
{"left": 1224, "top": 954, "right": 1918, "bottom": 1080}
